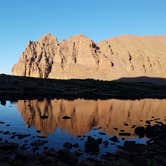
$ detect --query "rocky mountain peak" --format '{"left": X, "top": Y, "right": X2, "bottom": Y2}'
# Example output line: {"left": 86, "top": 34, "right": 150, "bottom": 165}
{"left": 12, "top": 34, "right": 166, "bottom": 80}
{"left": 38, "top": 33, "right": 58, "bottom": 44}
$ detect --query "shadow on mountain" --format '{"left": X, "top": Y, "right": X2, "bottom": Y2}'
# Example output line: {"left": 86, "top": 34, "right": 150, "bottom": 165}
{"left": 115, "top": 76, "right": 166, "bottom": 85}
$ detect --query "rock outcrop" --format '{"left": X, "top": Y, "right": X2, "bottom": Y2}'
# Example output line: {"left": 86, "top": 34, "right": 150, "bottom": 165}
{"left": 12, "top": 34, "right": 166, "bottom": 80}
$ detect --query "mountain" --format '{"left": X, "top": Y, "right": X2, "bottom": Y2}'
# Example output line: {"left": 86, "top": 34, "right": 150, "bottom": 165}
{"left": 12, "top": 34, "right": 166, "bottom": 80}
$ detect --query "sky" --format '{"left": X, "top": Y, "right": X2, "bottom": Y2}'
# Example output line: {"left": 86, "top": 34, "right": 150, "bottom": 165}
{"left": 0, "top": 0, "right": 166, "bottom": 74}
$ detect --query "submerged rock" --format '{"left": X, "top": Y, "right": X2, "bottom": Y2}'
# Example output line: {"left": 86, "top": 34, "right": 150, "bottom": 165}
{"left": 63, "top": 142, "right": 73, "bottom": 149}
{"left": 109, "top": 136, "right": 118, "bottom": 142}
{"left": 119, "top": 132, "right": 131, "bottom": 136}
{"left": 103, "top": 140, "right": 109, "bottom": 147}
{"left": 0, "top": 142, "right": 18, "bottom": 151}
{"left": 62, "top": 116, "right": 72, "bottom": 119}
{"left": 135, "top": 126, "right": 145, "bottom": 137}
{"left": 85, "top": 136, "right": 102, "bottom": 154}
{"left": 123, "top": 141, "right": 146, "bottom": 153}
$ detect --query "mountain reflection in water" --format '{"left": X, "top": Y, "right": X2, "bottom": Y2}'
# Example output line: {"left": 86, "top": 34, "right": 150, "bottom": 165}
{"left": 16, "top": 99, "right": 166, "bottom": 137}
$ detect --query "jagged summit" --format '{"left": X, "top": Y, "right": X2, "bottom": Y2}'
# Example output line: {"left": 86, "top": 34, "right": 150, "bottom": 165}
{"left": 69, "top": 34, "right": 91, "bottom": 40}
{"left": 38, "top": 33, "right": 58, "bottom": 43}
{"left": 12, "top": 34, "right": 166, "bottom": 80}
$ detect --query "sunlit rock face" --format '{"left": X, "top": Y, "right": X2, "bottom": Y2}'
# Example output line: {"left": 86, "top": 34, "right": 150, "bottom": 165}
{"left": 12, "top": 34, "right": 166, "bottom": 80}
{"left": 16, "top": 99, "right": 166, "bottom": 136}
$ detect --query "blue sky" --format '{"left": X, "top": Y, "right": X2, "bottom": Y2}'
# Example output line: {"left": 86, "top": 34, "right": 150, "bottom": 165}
{"left": 0, "top": 0, "right": 166, "bottom": 74}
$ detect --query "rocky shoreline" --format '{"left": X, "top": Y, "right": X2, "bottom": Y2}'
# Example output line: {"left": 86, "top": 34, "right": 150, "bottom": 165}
{"left": 0, "top": 116, "right": 166, "bottom": 165}
{"left": 1, "top": 74, "right": 166, "bottom": 165}
{"left": 1, "top": 74, "right": 166, "bottom": 101}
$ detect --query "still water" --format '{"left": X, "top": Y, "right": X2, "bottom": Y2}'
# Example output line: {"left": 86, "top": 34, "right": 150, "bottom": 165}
{"left": 0, "top": 99, "right": 166, "bottom": 156}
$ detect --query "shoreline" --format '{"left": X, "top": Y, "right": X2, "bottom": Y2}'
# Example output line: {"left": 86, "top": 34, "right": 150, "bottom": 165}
{"left": 0, "top": 122, "right": 165, "bottom": 165}
{"left": 1, "top": 74, "right": 166, "bottom": 165}
{"left": 1, "top": 74, "right": 166, "bottom": 101}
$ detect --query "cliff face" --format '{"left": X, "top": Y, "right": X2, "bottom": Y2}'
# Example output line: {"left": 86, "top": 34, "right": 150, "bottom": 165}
{"left": 16, "top": 99, "right": 166, "bottom": 136}
{"left": 12, "top": 34, "right": 166, "bottom": 80}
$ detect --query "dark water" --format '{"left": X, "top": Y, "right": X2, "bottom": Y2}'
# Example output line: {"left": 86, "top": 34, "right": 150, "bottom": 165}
{"left": 0, "top": 99, "right": 166, "bottom": 157}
